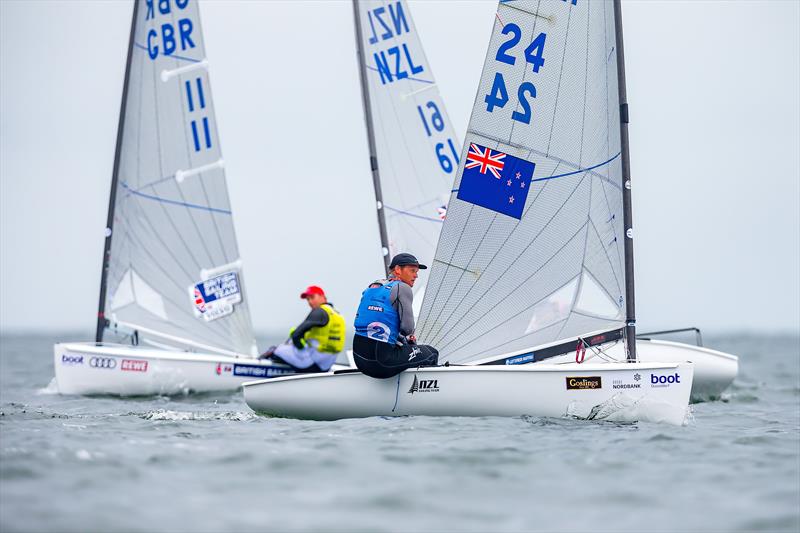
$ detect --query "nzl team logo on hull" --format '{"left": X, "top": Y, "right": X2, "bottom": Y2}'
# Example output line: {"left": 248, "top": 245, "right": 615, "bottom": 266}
{"left": 407, "top": 375, "right": 439, "bottom": 394}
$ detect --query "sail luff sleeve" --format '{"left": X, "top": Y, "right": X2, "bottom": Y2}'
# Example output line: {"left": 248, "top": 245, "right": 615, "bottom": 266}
{"left": 96, "top": 0, "right": 140, "bottom": 342}
{"left": 352, "top": 0, "right": 391, "bottom": 275}
{"left": 613, "top": 0, "right": 636, "bottom": 362}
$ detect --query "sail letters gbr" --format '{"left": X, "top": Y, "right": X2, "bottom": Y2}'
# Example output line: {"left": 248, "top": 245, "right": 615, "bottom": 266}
{"left": 365, "top": 2, "right": 424, "bottom": 85}
{"left": 144, "top": 0, "right": 196, "bottom": 60}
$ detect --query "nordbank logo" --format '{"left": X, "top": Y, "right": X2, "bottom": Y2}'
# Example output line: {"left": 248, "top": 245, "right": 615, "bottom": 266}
{"left": 651, "top": 373, "right": 681, "bottom": 388}
{"left": 407, "top": 375, "right": 439, "bottom": 394}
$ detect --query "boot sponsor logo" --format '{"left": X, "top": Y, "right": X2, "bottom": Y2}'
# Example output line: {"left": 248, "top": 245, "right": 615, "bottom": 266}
{"left": 121, "top": 359, "right": 148, "bottom": 372}
{"left": 408, "top": 375, "right": 439, "bottom": 394}
{"left": 650, "top": 373, "right": 681, "bottom": 387}
{"left": 61, "top": 355, "right": 84, "bottom": 365}
{"left": 566, "top": 376, "right": 602, "bottom": 390}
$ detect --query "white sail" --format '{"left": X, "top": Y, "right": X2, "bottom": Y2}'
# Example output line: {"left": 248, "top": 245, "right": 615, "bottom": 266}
{"left": 354, "top": 0, "right": 460, "bottom": 297}
{"left": 418, "top": 0, "right": 626, "bottom": 363}
{"left": 100, "top": 0, "right": 256, "bottom": 355}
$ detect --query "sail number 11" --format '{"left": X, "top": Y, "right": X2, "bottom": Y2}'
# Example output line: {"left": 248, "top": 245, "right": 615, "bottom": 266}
{"left": 485, "top": 25, "right": 547, "bottom": 125}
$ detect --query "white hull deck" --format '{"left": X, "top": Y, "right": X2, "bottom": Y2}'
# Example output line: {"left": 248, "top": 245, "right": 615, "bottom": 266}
{"left": 54, "top": 342, "right": 304, "bottom": 396}
{"left": 243, "top": 362, "right": 694, "bottom": 426}
{"left": 529, "top": 339, "right": 737, "bottom": 401}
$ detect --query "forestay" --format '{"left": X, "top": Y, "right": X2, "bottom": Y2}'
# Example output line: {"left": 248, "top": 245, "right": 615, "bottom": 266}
{"left": 418, "top": 0, "right": 626, "bottom": 363}
{"left": 98, "top": 0, "right": 257, "bottom": 356}
{"left": 353, "top": 0, "right": 460, "bottom": 296}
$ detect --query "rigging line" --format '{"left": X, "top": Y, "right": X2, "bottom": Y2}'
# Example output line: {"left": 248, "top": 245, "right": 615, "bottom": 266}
{"left": 396, "top": 214, "right": 437, "bottom": 250}
{"left": 500, "top": 0, "right": 553, "bottom": 22}
{"left": 462, "top": 131, "right": 622, "bottom": 191}
{"left": 426, "top": 164, "right": 557, "bottom": 345}
{"left": 384, "top": 205, "right": 443, "bottom": 223}
{"left": 600, "top": 1, "right": 624, "bottom": 278}
{"left": 438, "top": 220, "right": 591, "bottom": 356}
{"left": 451, "top": 317, "right": 568, "bottom": 364}
{"left": 121, "top": 226, "right": 232, "bottom": 346}
{"left": 433, "top": 172, "right": 588, "bottom": 348}
{"left": 133, "top": 43, "right": 200, "bottom": 64}
{"left": 121, "top": 182, "right": 232, "bottom": 215}
{"left": 418, "top": 203, "right": 475, "bottom": 340}
{"left": 122, "top": 233, "right": 248, "bottom": 351}
{"left": 545, "top": 3, "right": 574, "bottom": 156}
{"left": 125, "top": 195, "right": 196, "bottom": 281}
{"left": 587, "top": 217, "right": 623, "bottom": 296}
{"left": 530, "top": 152, "right": 620, "bottom": 184}
{"left": 365, "top": 65, "right": 433, "bottom": 85}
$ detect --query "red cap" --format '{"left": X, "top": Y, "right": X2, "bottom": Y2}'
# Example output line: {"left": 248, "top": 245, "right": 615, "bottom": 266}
{"left": 300, "top": 285, "right": 325, "bottom": 299}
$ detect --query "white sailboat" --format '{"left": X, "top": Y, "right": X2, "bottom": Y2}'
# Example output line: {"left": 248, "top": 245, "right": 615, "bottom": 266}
{"left": 54, "top": 0, "right": 300, "bottom": 395}
{"left": 243, "top": 0, "right": 695, "bottom": 424}
{"left": 53, "top": 0, "right": 460, "bottom": 396}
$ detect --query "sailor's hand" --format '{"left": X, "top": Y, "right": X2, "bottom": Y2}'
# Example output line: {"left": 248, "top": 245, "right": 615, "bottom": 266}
{"left": 408, "top": 334, "right": 417, "bottom": 344}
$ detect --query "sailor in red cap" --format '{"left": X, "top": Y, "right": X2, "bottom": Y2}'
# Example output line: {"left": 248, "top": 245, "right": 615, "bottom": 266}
{"left": 260, "top": 285, "right": 346, "bottom": 372}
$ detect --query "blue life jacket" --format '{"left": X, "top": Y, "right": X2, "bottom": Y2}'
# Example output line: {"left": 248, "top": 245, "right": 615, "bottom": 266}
{"left": 354, "top": 280, "right": 400, "bottom": 344}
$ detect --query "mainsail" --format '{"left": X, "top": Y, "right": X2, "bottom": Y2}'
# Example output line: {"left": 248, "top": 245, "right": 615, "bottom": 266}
{"left": 352, "top": 0, "right": 460, "bottom": 299}
{"left": 418, "top": 0, "right": 630, "bottom": 363}
{"left": 96, "top": 0, "right": 257, "bottom": 356}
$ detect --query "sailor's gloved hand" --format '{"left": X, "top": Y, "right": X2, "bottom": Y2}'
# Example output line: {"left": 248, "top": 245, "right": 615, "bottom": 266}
{"left": 408, "top": 334, "right": 417, "bottom": 344}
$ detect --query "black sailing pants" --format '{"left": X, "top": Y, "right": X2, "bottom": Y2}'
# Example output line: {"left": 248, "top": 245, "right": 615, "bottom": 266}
{"left": 352, "top": 335, "right": 439, "bottom": 379}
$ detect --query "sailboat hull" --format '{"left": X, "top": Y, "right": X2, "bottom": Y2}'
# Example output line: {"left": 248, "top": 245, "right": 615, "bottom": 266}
{"left": 242, "top": 362, "right": 694, "bottom": 426}
{"left": 529, "top": 339, "right": 737, "bottom": 401}
{"left": 53, "top": 342, "right": 303, "bottom": 396}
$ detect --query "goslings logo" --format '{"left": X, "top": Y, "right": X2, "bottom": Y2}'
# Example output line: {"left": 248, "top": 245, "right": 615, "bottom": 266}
{"left": 407, "top": 375, "right": 439, "bottom": 394}
{"left": 566, "top": 376, "right": 602, "bottom": 390}
{"left": 89, "top": 357, "right": 116, "bottom": 369}
{"left": 650, "top": 373, "right": 681, "bottom": 388}
{"left": 121, "top": 359, "right": 148, "bottom": 372}
{"left": 61, "top": 355, "right": 84, "bottom": 365}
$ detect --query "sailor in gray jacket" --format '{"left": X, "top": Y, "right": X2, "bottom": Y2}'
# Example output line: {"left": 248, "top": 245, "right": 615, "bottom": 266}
{"left": 352, "top": 253, "right": 439, "bottom": 379}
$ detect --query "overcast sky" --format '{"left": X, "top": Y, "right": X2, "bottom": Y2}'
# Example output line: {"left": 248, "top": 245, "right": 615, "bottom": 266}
{"left": 1, "top": 0, "right": 798, "bottom": 337}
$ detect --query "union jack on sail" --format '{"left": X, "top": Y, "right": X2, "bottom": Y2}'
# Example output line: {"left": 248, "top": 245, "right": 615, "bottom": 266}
{"left": 465, "top": 143, "right": 506, "bottom": 179}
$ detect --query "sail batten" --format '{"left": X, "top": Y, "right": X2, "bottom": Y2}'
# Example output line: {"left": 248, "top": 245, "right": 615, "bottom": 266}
{"left": 99, "top": 0, "right": 256, "bottom": 356}
{"left": 418, "top": 0, "right": 626, "bottom": 364}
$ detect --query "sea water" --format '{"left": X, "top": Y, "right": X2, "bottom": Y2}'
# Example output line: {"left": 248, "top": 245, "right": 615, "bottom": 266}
{"left": 1, "top": 333, "right": 798, "bottom": 532}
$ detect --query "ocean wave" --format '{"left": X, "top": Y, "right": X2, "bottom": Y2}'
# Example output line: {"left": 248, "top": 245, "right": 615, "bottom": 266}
{"left": 138, "top": 409, "right": 259, "bottom": 422}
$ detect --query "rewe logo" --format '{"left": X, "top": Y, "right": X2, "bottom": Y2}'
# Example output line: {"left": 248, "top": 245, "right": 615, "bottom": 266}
{"left": 407, "top": 375, "right": 439, "bottom": 394}
{"left": 121, "top": 359, "right": 148, "bottom": 372}
{"left": 650, "top": 373, "right": 681, "bottom": 387}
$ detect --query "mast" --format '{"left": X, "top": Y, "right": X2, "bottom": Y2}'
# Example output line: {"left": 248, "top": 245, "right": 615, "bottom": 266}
{"left": 351, "top": 0, "right": 391, "bottom": 275}
{"left": 613, "top": 0, "right": 637, "bottom": 362}
{"left": 95, "top": 0, "right": 139, "bottom": 342}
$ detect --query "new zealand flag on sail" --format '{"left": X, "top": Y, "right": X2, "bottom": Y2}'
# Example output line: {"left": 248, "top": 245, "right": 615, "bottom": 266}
{"left": 457, "top": 143, "right": 535, "bottom": 220}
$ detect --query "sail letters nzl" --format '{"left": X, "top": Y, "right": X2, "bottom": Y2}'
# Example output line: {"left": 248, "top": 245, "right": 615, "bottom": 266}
{"left": 365, "top": 2, "right": 424, "bottom": 85}
{"left": 145, "top": 0, "right": 196, "bottom": 60}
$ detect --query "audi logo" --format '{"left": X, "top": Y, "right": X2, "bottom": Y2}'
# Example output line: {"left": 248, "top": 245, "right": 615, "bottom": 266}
{"left": 89, "top": 357, "right": 117, "bottom": 369}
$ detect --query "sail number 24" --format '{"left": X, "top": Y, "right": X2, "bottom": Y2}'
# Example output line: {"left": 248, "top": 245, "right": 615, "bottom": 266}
{"left": 485, "top": 24, "right": 547, "bottom": 125}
